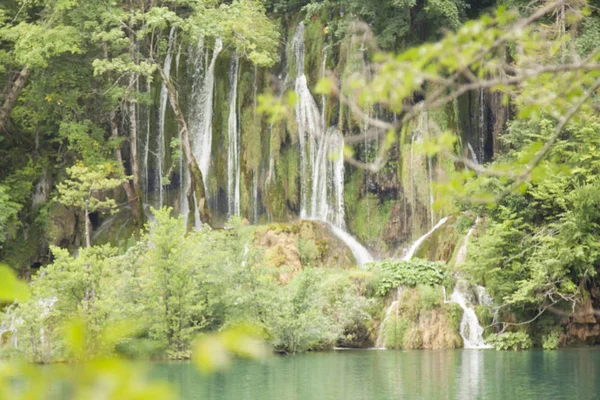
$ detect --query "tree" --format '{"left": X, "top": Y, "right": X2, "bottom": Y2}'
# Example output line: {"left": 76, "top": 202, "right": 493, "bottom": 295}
{"left": 56, "top": 162, "right": 123, "bottom": 248}
{"left": 0, "top": 0, "right": 82, "bottom": 132}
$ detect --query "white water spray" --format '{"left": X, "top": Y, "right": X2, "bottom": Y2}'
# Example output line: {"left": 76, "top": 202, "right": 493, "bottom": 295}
{"left": 292, "top": 23, "right": 372, "bottom": 266}
{"left": 156, "top": 27, "right": 176, "bottom": 208}
{"left": 450, "top": 218, "right": 493, "bottom": 349}
{"left": 402, "top": 216, "right": 449, "bottom": 261}
{"left": 376, "top": 216, "right": 450, "bottom": 348}
{"left": 227, "top": 54, "right": 241, "bottom": 216}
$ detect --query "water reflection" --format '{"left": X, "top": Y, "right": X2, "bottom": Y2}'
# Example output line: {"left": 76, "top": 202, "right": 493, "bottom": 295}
{"left": 458, "top": 350, "right": 485, "bottom": 399}
{"left": 152, "top": 349, "right": 600, "bottom": 400}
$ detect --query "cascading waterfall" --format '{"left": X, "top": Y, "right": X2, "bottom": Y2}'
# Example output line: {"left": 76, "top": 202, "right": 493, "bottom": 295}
{"left": 292, "top": 23, "right": 322, "bottom": 218}
{"left": 193, "top": 37, "right": 222, "bottom": 188}
{"left": 376, "top": 216, "right": 450, "bottom": 348}
{"left": 450, "top": 218, "right": 493, "bottom": 349}
{"left": 375, "top": 286, "right": 403, "bottom": 349}
{"left": 183, "top": 37, "right": 222, "bottom": 228}
{"left": 142, "top": 80, "right": 152, "bottom": 208}
{"left": 227, "top": 54, "right": 241, "bottom": 216}
{"left": 402, "top": 216, "right": 449, "bottom": 261}
{"left": 156, "top": 27, "right": 176, "bottom": 208}
{"left": 292, "top": 23, "right": 372, "bottom": 266}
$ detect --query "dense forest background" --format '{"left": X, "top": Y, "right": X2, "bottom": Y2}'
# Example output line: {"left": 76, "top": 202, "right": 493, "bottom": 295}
{"left": 1, "top": 0, "right": 600, "bottom": 368}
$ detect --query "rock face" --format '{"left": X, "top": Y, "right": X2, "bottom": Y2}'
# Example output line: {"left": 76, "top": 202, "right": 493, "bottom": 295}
{"left": 380, "top": 287, "right": 463, "bottom": 349}
{"left": 48, "top": 203, "right": 81, "bottom": 248}
{"left": 255, "top": 220, "right": 356, "bottom": 279}
{"left": 414, "top": 216, "right": 461, "bottom": 262}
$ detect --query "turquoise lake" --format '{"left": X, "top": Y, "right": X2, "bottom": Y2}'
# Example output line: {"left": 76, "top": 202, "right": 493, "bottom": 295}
{"left": 152, "top": 349, "right": 600, "bottom": 399}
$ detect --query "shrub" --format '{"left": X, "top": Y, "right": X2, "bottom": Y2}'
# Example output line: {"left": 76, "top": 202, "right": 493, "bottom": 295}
{"left": 542, "top": 331, "right": 560, "bottom": 350}
{"left": 366, "top": 259, "right": 447, "bottom": 297}
{"left": 486, "top": 332, "right": 532, "bottom": 351}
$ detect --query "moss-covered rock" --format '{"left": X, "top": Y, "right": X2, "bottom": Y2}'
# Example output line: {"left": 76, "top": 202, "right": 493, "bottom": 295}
{"left": 379, "top": 285, "right": 463, "bottom": 349}
{"left": 254, "top": 220, "right": 356, "bottom": 279}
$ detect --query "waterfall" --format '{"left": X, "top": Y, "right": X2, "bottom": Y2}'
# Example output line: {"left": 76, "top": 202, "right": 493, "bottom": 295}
{"left": 402, "top": 216, "right": 449, "bottom": 261}
{"left": 292, "top": 23, "right": 372, "bottom": 266}
{"left": 450, "top": 218, "right": 493, "bottom": 349}
{"left": 142, "top": 80, "right": 151, "bottom": 209}
{"left": 450, "top": 280, "right": 493, "bottom": 349}
{"left": 252, "top": 65, "right": 260, "bottom": 224}
{"left": 467, "top": 143, "right": 479, "bottom": 165}
{"left": 227, "top": 54, "right": 241, "bottom": 216}
{"left": 376, "top": 216, "right": 449, "bottom": 348}
{"left": 375, "top": 286, "right": 403, "bottom": 349}
{"left": 192, "top": 37, "right": 223, "bottom": 190}
{"left": 156, "top": 27, "right": 176, "bottom": 208}
{"left": 185, "top": 37, "right": 222, "bottom": 228}
{"left": 329, "top": 224, "right": 373, "bottom": 267}
{"left": 292, "top": 23, "right": 322, "bottom": 218}
{"left": 0, "top": 316, "right": 20, "bottom": 348}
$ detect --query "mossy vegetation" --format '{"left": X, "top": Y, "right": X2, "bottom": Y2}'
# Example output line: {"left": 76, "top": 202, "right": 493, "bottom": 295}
{"left": 380, "top": 286, "right": 463, "bottom": 349}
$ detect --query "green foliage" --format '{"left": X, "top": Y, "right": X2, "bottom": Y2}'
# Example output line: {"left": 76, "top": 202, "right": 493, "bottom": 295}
{"left": 56, "top": 162, "right": 123, "bottom": 214}
{"left": 367, "top": 259, "right": 447, "bottom": 297}
{"left": 542, "top": 331, "right": 560, "bottom": 350}
{"left": 379, "top": 285, "right": 462, "bottom": 349}
{"left": 465, "top": 116, "right": 600, "bottom": 313}
{"left": 266, "top": 268, "right": 376, "bottom": 352}
{"left": 486, "top": 332, "right": 532, "bottom": 351}
{"left": 0, "top": 185, "right": 22, "bottom": 247}
{"left": 297, "top": 236, "right": 320, "bottom": 266}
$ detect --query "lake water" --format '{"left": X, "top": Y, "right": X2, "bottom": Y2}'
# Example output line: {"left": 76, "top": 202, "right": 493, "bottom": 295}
{"left": 153, "top": 349, "right": 600, "bottom": 400}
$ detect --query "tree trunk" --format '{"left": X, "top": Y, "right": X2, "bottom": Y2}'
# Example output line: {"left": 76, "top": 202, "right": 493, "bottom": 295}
{"left": 110, "top": 110, "right": 142, "bottom": 224}
{"left": 157, "top": 67, "right": 212, "bottom": 227}
{"left": 0, "top": 67, "right": 32, "bottom": 132}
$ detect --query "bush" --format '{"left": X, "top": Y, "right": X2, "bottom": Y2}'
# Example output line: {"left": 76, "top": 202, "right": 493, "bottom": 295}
{"left": 486, "top": 332, "right": 532, "bottom": 351}
{"left": 366, "top": 259, "right": 447, "bottom": 297}
{"left": 542, "top": 331, "right": 560, "bottom": 350}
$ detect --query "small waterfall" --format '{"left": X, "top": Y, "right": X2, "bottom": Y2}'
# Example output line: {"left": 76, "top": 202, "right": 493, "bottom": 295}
{"left": 252, "top": 65, "right": 260, "bottom": 223}
{"left": 185, "top": 37, "right": 222, "bottom": 228}
{"left": 376, "top": 217, "right": 450, "bottom": 348}
{"left": 292, "top": 23, "right": 322, "bottom": 218}
{"left": 450, "top": 218, "right": 493, "bottom": 349}
{"left": 329, "top": 224, "right": 373, "bottom": 267}
{"left": 192, "top": 37, "right": 223, "bottom": 190}
{"left": 402, "top": 216, "right": 449, "bottom": 261}
{"left": 156, "top": 27, "right": 176, "bottom": 208}
{"left": 142, "top": 80, "right": 152, "bottom": 207}
{"left": 227, "top": 54, "right": 241, "bottom": 216}
{"left": 450, "top": 280, "right": 492, "bottom": 349}
{"left": 291, "top": 23, "right": 372, "bottom": 266}
{"left": 467, "top": 143, "right": 479, "bottom": 165}
{"left": 375, "top": 286, "right": 403, "bottom": 349}
{"left": 0, "top": 316, "right": 20, "bottom": 348}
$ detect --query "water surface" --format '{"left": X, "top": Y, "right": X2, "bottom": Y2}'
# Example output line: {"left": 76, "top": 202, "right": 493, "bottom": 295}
{"left": 154, "top": 349, "right": 600, "bottom": 400}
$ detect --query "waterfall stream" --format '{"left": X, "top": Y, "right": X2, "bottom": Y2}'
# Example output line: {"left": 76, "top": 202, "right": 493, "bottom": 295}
{"left": 156, "top": 27, "right": 176, "bottom": 208}
{"left": 193, "top": 37, "right": 222, "bottom": 189}
{"left": 292, "top": 23, "right": 372, "bottom": 266}
{"left": 376, "top": 216, "right": 450, "bottom": 348}
{"left": 450, "top": 219, "right": 493, "bottom": 349}
{"left": 402, "top": 216, "right": 449, "bottom": 261}
{"left": 292, "top": 23, "right": 322, "bottom": 219}
{"left": 227, "top": 54, "right": 241, "bottom": 216}
{"left": 183, "top": 37, "right": 223, "bottom": 228}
